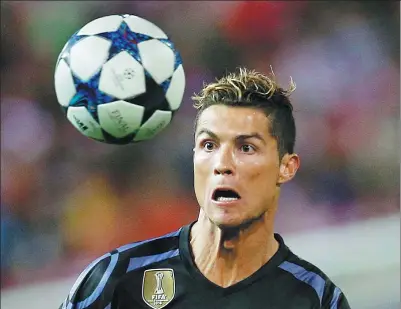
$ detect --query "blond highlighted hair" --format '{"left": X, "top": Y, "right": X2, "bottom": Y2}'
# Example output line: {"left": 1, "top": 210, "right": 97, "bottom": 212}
{"left": 192, "top": 67, "right": 296, "bottom": 109}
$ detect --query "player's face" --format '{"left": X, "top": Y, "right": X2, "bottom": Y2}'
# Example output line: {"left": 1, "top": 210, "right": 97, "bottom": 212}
{"left": 193, "top": 105, "right": 282, "bottom": 228}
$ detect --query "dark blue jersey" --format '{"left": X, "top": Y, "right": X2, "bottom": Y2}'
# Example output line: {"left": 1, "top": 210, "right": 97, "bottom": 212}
{"left": 59, "top": 222, "right": 351, "bottom": 309}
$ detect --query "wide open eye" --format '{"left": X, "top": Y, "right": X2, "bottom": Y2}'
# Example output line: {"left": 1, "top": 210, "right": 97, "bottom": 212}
{"left": 203, "top": 142, "right": 215, "bottom": 151}
{"left": 240, "top": 144, "right": 255, "bottom": 153}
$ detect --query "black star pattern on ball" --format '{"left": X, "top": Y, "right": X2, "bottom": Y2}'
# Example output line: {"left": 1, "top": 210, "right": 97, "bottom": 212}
{"left": 66, "top": 21, "right": 154, "bottom": 122}
{"left": 62, "top": 20, "right": 182, "bottom": 132}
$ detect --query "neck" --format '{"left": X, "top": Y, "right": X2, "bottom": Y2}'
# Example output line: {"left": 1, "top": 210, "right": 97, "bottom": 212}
{"left": 190, "top": 210, "right": 279, "bottom": 288}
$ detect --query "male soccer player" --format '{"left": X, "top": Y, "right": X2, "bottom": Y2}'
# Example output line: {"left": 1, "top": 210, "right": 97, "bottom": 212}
{"left": 59, "top": 68, "right": 351, "bottom": 309}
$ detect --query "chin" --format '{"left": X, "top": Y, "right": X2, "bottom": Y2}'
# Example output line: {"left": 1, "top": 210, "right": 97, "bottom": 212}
{"left": 211, "top": 214, "right": 252, "bottom": 230}
{"left": 211, "top": 211, "right": 266, "bottom": 231}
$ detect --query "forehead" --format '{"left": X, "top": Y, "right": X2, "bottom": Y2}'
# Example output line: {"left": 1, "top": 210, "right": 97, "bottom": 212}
{"left": 196, "top": 105, "right": 271, "bottom": 137}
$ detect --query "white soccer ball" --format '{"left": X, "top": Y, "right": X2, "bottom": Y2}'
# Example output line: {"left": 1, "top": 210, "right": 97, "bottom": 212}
{"left": 54, "top": 14, "right": 186, "bottom": 144}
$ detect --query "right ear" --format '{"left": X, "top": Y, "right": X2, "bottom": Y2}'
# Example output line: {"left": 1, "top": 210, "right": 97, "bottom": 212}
{"left": 277, "top": 153, "right": 300, "bottom": 185}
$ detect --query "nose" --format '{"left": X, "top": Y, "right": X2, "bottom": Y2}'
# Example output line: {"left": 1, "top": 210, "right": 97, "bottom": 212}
{"left": 214, "top": 165, "right": 233, "bottom": 175}
{"left": 213, "top": 147, "right": 235, "bottom": 176}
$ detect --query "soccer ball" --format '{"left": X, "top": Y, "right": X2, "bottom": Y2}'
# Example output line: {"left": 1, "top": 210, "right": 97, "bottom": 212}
{"left": 54, "top": 14, "right": 185, "bottom": 144}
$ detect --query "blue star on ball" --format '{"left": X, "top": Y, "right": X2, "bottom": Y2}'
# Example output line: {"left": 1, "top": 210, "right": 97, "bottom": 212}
{"left": 95, "top": 20, "right": 152, "bottom": 63}
{"left": 67, "top": 21, "right": 153, "bottom": 121}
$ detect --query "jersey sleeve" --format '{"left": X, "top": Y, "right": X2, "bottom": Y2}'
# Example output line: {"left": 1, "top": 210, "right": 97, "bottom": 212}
{"left": 336, "top": 292, "right": 351, "bottom": 309}
{"left": 321, "top": 284, "right": 352, "bottom": 309}
{"left": 59, "top": 252, "right": 120, "bottom": 309}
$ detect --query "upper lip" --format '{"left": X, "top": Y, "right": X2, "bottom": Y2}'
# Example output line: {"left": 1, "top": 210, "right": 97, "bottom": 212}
{"left": 212, "top": 186, "right": 241, "bottom": 200}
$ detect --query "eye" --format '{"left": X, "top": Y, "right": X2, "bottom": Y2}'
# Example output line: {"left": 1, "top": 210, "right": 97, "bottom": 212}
{"left": 203, "top": 142, "right": 215, "bottom": 151}
{"left": 240, "top": 144, "right": 255, "bottom": 153}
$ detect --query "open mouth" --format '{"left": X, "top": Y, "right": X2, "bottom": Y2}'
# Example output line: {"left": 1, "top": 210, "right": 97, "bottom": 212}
{"left": 212, "top": 189, "right": 241, "bottom": 202}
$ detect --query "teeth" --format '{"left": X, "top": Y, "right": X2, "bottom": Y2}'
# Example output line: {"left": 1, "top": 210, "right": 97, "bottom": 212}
{"left": 217, "top": 197, "right": 239, "bottom": 201}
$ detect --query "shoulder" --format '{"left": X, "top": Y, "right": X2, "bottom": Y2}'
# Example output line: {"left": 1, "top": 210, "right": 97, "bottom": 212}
{"left": 278, "top": 250, "right": 351, "bottom": 308}
{"left": 59, "top": 228, "right": 182, "bottom": 309}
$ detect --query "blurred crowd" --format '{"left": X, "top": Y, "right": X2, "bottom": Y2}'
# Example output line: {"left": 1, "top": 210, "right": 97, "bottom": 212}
{"left": 1, "top": 1, "right": 399, "bottom": 288}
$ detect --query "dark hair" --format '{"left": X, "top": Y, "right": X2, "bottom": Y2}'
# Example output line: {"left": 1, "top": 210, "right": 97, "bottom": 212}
{"left": 192, "top": 67, "right": 296, "bottom": 160}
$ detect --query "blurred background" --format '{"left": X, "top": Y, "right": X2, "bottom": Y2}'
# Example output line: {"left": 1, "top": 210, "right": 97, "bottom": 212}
{"left": 1, "top": 1, "right": 399, "bottom": 308}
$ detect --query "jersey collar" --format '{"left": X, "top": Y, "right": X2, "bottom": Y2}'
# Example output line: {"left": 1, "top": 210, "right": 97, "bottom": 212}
{"left": 179, "top": 221, "right": 290, "bottom": 295}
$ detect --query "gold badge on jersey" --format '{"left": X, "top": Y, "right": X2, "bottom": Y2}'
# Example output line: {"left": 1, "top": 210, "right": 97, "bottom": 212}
{"left": 142, "top": 268, "right": 175, "bottom": 309}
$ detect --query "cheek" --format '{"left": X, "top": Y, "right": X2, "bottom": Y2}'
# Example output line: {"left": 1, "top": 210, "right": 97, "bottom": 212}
{"left": 193, "top": 152, "right": 208, "bottom": 175}
{"left": 193, "top": 153, "right": 209, "bottom": 195}
{"left": 245, "top": 160, "right": 279, "bottom": 186}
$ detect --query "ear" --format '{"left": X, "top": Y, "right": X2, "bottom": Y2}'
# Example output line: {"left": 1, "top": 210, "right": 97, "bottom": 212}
{"left": 278, "top": 154, "right": 300, "bottom": 184}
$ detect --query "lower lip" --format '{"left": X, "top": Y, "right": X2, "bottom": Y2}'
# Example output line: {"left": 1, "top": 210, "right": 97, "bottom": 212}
{"left": 212, "top": 199, "right": 241, "bottom": 206}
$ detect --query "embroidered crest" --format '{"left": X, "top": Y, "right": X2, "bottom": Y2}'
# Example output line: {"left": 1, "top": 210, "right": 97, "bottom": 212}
{"left": 142, "top": 269, "right": 175, "bottom": 309}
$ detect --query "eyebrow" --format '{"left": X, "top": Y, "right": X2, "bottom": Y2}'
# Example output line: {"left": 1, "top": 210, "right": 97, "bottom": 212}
{"left": 236, "top": 133, "right": 266, "bottom": 145}
{"left": 196, "top": 129, "right": 266, "bottom": 145}
{"left": 195, "top": 129, "right": 218, "bottom": 140}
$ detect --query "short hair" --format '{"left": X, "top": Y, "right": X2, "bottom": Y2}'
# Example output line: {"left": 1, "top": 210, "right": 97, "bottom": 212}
{"left": 192, "top": 67, "right": 297, "bottom": 161}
